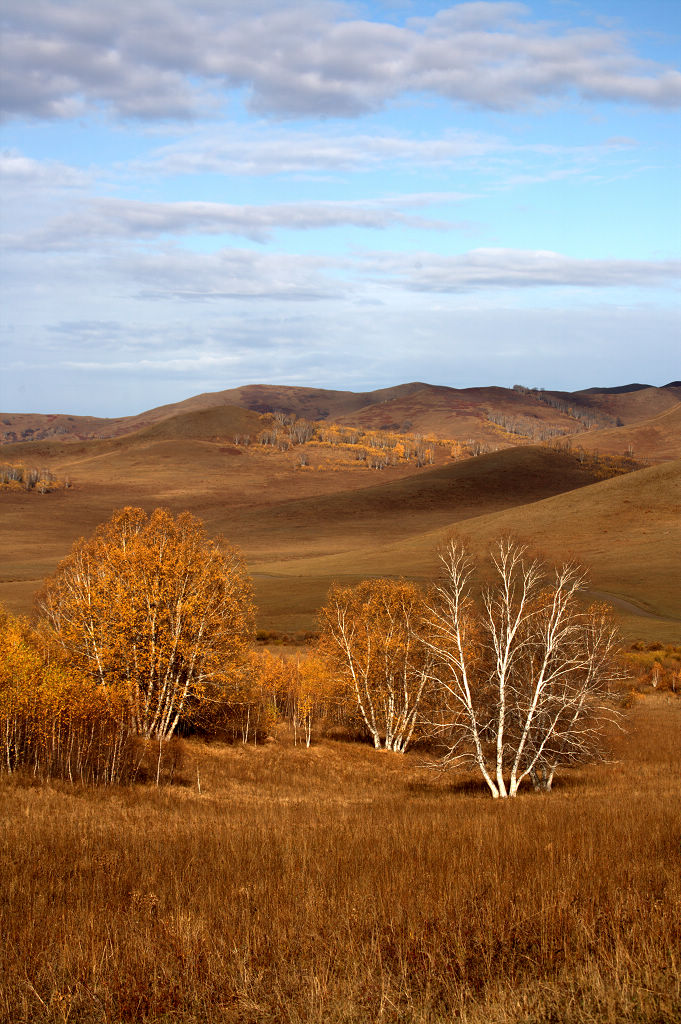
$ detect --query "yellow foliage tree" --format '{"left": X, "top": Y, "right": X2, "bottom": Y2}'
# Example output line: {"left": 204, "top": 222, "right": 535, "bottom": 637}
{"left": 38, "top": 507, "right": 254, "bottom": 740}
{"left": 289, "top": 651, "right": 339, "bottom": 747}
{"left": 318, "top": 579, "right": 433, "bottom": 752}
{"left": 0, "top": 607, "right": 134, "bottom": 782}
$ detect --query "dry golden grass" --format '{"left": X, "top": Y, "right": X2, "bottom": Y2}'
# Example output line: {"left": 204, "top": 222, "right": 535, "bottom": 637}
{"left": 1, "top": 697, "right": 679, "bottom": 1024}
{"left": 243, "top": 458, "right": 681, "bottom": 640}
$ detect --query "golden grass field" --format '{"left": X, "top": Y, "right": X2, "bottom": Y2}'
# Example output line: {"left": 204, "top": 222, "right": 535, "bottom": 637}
{"left": 0, "top": 695, "right": 679, "bottom": 1023}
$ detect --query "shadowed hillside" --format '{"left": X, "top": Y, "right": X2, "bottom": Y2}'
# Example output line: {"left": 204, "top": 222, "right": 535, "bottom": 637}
{"left": 570, "top": 384, "right": 681, "bottom": 424}
{"left": 244, "top": 458, "right": 681, "bottom": 639}
{"left": 238, "top": 444, "right": 609, "bottom": 546}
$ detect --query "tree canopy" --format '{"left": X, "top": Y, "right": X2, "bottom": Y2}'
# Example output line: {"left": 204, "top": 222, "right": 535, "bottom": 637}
{"left": 38, "top": 506, "right": 254, "bottom": 740}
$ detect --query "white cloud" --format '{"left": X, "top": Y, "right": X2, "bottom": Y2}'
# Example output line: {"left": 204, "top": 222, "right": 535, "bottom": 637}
{"left": 4, "top": 194, "right": 469, "bottom": 250}
{"left": 2, "top": 1, "right": 679, "bottom": 122}
{"left": 0, "top": 149, "right": 91, "bottom": 187}
{"left": 119, "top": 246, "right": 345, "bottom": 302}
{"left": 361, "top": 248, "right": 681, "bottom": 292}
{"left": 136, "top": 128, "right": 505, "bottom": 177}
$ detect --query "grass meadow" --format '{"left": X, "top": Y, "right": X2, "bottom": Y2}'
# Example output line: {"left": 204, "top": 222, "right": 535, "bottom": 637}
{"left": 1, "top": 695, "right": 679, "bottom": 1024}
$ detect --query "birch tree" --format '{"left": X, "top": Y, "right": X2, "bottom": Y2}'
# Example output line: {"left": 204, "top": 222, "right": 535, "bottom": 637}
{"left": 38, "top": 507, "right": 254, "bottom": 740}
{"left": 319, "top": 579, "right": 432, "bottom": 752}
{"left": 424, "top": 538, "right": 621, "bottom": 797}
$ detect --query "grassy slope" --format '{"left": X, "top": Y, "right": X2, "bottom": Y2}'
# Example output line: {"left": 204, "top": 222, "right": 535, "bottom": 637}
{"left": 573, "top": 383, "right": 681, "bottom": 423}
{"left": 0, "top": 441, "right": 603, "bottom": 611}
{"left": 0, "top": 698, "right": 679, "bottom": 1024}
{"left": 253, "top": 458, "right": 681, "bottom": 639}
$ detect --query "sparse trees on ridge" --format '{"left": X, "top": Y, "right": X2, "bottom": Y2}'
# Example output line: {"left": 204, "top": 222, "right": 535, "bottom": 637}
{"left": 38, "top": 507, "right": 254, "bottom": 740}
{"left": 422, "top": 538, "right": 622, "bottom": 797}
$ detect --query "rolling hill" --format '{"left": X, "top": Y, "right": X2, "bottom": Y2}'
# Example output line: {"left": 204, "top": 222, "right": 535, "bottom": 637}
{"left": 4, "top": 380, "right": 679, "bottom": 448}
{"left": 569, "top": 401, "right": 681, "bottom": 462}
{"left": 243, "top": 458, "right": 681, "bottom": 637}
{"left": 1, "top": 382, "right": 679, "bottom": 641}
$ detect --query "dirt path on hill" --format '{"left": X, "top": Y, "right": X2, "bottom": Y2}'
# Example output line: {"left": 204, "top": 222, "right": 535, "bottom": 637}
{"left": 586, "top": 589, "right": 681, "bottom": 622}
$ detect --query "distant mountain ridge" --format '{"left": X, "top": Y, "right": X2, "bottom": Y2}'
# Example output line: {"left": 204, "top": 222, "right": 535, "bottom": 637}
{"left": 580, "top": 383, "right": 652, "bottom": 394}
{"left": 2, "top": 382, "right": 679, "bottom": 461}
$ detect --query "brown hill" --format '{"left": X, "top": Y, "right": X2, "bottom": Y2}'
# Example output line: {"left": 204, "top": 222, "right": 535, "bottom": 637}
{"left": 0, "top": 437, "right": 616, "bottom": 619}
{"left": 563, "top": 384, "right": 681, "bottom": 424}
{"left": 239, "top": 444, "right": 607, "bottom": 549}
{"left": 253, "top": 459, "right": 680, "bottom": 638}
{"left": 436, "top": 458, "right": 681, "bottom": 626}
{"left": 3, "top": 382, "right": 679, "bottom": 464}
{"left": 2, "top": 385, "right": 678, "bottom": 640}
{"left": 569, "top": 402, "right": 681, "bottom": 463}
{"left": 0, "top": 384, "right": 428, "bottom": 444}
{"left": 3, "top": 416, "right": 677, "bottom": 642}
{"left": 127, "top": 404, "right": 264, "bottom": 443}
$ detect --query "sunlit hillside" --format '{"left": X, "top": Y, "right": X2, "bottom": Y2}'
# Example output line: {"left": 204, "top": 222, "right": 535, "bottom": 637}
{"left": 1, "top": 384, "right": 679, "bottom": 643}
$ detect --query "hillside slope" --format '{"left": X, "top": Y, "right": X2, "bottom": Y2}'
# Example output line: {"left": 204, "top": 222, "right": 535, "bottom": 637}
{"left": 569, "top": 402, "right": 681, "bottom": 463}
{"left": 249, "top": 459, "right": 681, "bottom": 636}
{"left": 4, "top": 381, "right": 678, "bottom": 455}
{"left": 2, "top": 398, "right": 678, "bottom": 640}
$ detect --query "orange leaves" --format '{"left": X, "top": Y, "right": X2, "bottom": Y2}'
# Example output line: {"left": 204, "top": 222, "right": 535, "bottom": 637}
{"left": 0, "top": 605, "right": 134, "bottom": 782}
{"left": 235, "top": 648, "right": 341, "bottom": 746}
{"left": 318, "top": 579, "right": 433, "bottom": 751}
{"left": 38, "top": 507, "right": 255, "bottom": 740}
{"left": 0, "top": 464, "right": 69, "bottom": 493}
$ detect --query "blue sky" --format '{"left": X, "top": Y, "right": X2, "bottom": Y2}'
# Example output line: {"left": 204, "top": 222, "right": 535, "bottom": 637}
{"left": 1, "top": 0, "right": 679, "bottom": 416}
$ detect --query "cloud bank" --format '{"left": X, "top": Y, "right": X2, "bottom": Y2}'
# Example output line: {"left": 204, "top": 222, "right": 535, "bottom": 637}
{"left": 3, "top": 1, "right": 680, "bottom": 121}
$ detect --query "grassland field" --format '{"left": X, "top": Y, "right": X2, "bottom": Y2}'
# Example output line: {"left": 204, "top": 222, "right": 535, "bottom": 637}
{"left": 0, "top": 696, "right": 679, "bottom": 1024}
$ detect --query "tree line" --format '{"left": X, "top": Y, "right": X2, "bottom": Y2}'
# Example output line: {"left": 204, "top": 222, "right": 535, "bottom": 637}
{"left": 1, "top": 463, "right": 71, "bottom": 493}
{"left": 0, "top": 507, "right": 623, "bottom": 795}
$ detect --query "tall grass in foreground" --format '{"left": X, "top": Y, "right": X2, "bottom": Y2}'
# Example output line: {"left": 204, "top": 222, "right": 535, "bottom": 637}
{"left": 0, "top": 699, "right": 679, "bottom": 1024}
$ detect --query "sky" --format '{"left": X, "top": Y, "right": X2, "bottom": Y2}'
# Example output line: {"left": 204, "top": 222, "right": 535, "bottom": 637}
{"left": 1, "top": 0, "right": 679, "bottom": 416}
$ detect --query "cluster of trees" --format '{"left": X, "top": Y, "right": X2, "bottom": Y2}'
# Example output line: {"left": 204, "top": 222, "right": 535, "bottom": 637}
{"left": 239, "top": 410, "right": 642, "bottom": 480}
{"left": 512, "top": 385, "right": 616, "bottom": 431}
{"left": 1, "top": 464, "right": 70, "bottom": 493}
{"left": 545, "top": 439, "right": 644, "bottom": 478}
{"left": 1, "top": 509, "right": 254, "bottom": 782}
{"left": 0, "top": 508, "right": 623, "bottom": 796}
{"left": 0, "top": 609, "right": 134, "bottom": 783}
{"left": 485, "top": 409, "right": 577, "bottom": 443}
{"left": 625, "top": 641, "right": 681, "bottom": 694}
{"left": 321, "top": 543, "right": 622, "bottom": 796}
{"left": 245, "top": 414, "right": 439, "bottom": 469}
